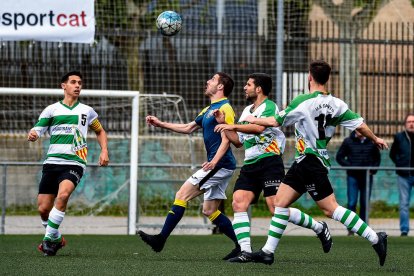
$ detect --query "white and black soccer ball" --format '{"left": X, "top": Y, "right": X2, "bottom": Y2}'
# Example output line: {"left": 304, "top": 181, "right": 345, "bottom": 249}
{"left": 156, "top": 11, "right": 182, "bottom": 36}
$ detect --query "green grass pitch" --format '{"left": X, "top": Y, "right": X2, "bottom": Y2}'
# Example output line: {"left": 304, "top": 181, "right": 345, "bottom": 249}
{"left": 0, "top": 235, "right": 413, "bottom": 275}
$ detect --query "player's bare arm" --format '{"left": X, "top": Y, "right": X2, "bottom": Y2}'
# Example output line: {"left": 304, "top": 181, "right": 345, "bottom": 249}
{"left": 90, "top": 119, "right": 109, "bottom": 166}
{"left": 95, "top": 128, "right": 109, "bottom": 166}
{"left": 214, "top": 123, "right": 235, "bottom": 132}
{"left": 146, "top": 115, "right": 163, "bottom": 127}
{"left": 27, "top": 129, "right": 39, "bottom": 142}
{"left": 212, "top": 109, "right": 226, "bottom": 124}
{"left": 146, "top": 115, "right": 199, "bottom": 134}
{"left": 356, "top": 123, "right": 388, "bottom": 150}
{"left": 223, "top": 129, "right": 243, "bottom": 148}
{"left": 202, "top": 131, "right": 230, "bottom": 171}
{"left": 215, "top": 123, "right": 264, "bottom": 135}
{"left": 243, "top": 115, "right": 279, "bottom": 127}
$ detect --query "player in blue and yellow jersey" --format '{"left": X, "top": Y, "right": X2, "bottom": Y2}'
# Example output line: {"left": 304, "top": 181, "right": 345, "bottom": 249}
{"left": 138, "top": 72, "right": 241, "bottom": 260}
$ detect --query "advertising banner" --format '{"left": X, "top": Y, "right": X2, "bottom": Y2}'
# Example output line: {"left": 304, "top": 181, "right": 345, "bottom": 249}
{"left": 0, "top": 0, "right": 95, "bottom": 43}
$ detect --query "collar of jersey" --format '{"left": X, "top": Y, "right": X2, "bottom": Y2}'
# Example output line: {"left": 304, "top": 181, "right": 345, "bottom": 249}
{"left": 314, "top": 91, "right": 331, "bottom": 95}
{"left": 211, "top": 97, "right": 228, "bottom": 104}
{"left": 60, "top": 100, "right": 80, "bottom": 110}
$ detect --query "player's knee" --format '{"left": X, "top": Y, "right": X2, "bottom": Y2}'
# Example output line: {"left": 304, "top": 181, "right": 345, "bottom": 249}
{"left": 202, "top": 208, "right": 214, "bottom": 217}
{"left": 267, "top": 204, "right": 275, "bottom": 214}
{"left": 273, "top": 197, "right": 292, "bottom": 209}
{"left": 175, "top": 190, "right": 188, "bottom": 201}
{"left": 232, "top": 199, "right": 248, "bottom": 212}
{"left": 56, "top": 192, "right": 70, "bottom": 205}
{"left": 175, "top": 190, "right": 183, "bottom": 199}
{"left": 321, "top": 208, "right": 334, "bottom": 218}
{"left": 175, "top": 189, "right": 194, "bottom": 202}
{"left": 37, "top": 205, "right": 50, "bottom": 217}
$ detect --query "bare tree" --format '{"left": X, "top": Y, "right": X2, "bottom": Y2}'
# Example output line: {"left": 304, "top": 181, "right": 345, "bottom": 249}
{"left": 96, "top": 0, "right": 182, "bottom": 91}
{"left": 312, "top": 0, "right": 389, "bottom": 109}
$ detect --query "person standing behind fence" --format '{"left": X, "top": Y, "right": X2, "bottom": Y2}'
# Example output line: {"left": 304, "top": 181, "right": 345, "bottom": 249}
{"left": 389, "top": 113, "right": 414, "bottom": 237}
{"left": 27, "top": 71, "right": 110, "bottom": 256}
{"left": 138, "top": 72, "right": 240, "bottom": 260}
{"left": 336, "top": 130, "right": 381, "bottom": 232}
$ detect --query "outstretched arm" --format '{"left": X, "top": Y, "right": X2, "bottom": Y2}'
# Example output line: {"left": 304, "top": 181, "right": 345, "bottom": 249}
{"left": 213, "top": 108, "right": 265, "bottom": 134}
{"left": 202, "top": 131, "right": 231, "bottom": 171}
{"left": 242, "top": 115, "right": 279, "bottom": 127}
{"left": 214, "top": 123, "right": 265, "bottom": 135}
{"left": 146, "top": 115, "right": 200, "bottom": 134}
{"left": 356, "top": 123, "right": 388, "bottom": 150}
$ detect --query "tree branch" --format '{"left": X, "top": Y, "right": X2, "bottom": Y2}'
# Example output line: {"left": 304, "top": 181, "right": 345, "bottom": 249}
{"left": 354, "top": 0, "right": 389, "bottom": 29}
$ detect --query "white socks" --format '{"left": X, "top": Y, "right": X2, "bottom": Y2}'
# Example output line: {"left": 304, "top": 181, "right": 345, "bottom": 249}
{"left": 44, "top": 207, "right": 65, "bottom": 241}
{"left": 232, "top": 212, "right": 252, "bottom": 253}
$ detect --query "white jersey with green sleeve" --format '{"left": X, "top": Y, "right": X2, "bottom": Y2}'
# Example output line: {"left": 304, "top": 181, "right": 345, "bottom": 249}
{"left": 238, "top": 98, "right": 286, "bottom": 165}
{"left": 276, "top": 91, "right": 363, "bottom": 168}
{"left": 31, "top": 101, "right": 98, "bottom": 170}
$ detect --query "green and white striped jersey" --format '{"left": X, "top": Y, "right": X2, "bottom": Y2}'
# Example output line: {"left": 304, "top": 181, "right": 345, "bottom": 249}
{"left": 276, "top": 91, "right": 363, "bottom": 168}
{"left": 238, "top": 98, "right": 286, "bottom": 164}
{"left": 32, "top": 101, "right": 99, "bottom": 170}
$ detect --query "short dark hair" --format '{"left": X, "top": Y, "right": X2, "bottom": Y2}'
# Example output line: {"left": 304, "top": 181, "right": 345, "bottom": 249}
{"left": 248, "top": 73, "right": 272, "bottom": 96}
{"left": 61, "top": 71, "right": 83, "bottom": 83}
{"left": 309, "top": 60, "right": 331, "bottom": 85}
{"left": 404, "top": 113, "right": 414, "bottom": 123}
{"left": 216, "top": 72, "right": 234, "bottom": 97}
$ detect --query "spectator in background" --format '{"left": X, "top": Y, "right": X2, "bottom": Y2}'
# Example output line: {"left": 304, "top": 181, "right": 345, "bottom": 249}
{"left": 336, "top": 130, "right": 381, "bottom": 235}
{"left": 390, "top": 113, "right": 414, "bottom": 237}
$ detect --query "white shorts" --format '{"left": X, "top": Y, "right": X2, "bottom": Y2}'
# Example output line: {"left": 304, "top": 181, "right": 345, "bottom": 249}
{"left": 187, "top": 167, "right": 234, "bottom": 200}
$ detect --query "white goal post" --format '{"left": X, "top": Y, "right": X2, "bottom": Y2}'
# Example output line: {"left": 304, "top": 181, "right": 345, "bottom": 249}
{"left": 0, "top": 88, "right": 140, "bottom": 235}
{"left": 1, "top": 88, "right": 207, "bottom": 236}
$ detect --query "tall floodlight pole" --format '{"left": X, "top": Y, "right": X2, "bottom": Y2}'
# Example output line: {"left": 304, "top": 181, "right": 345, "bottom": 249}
{"left": 216, "top": 0, "right": 224, "bottom": 72}
{"left": 275, "top": 0, "right": 284, "bottom": 106}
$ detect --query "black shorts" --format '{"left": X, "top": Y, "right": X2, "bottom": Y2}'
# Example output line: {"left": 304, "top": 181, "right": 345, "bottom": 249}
{"left": 234, "top": 155, "right": 285, "bottom": 204}
{"left": 38, "top": 164, "right": 84, "bottom": 195}
{"left": 283, "top": 154, "right": 334, "bottom": 201}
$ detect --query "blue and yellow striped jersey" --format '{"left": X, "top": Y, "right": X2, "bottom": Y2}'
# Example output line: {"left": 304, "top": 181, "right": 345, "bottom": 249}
{"left": 195, "top": 98, "right": 236, "bottom": 170}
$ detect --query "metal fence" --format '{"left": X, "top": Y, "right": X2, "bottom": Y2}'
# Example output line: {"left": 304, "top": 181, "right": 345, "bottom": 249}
{"left": 1, "top": 161, "right": 411, "bottom": 234}
{"left": 0, "top": 17, "right": 413, "bottom": 138}
{"left": 0, "top": 0, "right": 413, "bottom": 234}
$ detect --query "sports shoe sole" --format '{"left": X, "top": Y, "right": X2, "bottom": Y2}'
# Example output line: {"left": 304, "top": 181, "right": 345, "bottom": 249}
{"left": 37, "top": 236, "right": 66, "bottom": 255}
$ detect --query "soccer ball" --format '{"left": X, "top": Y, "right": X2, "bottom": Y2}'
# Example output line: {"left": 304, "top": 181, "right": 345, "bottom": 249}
{"left": 156, "top": 11, "right": 182, "bottom": 36}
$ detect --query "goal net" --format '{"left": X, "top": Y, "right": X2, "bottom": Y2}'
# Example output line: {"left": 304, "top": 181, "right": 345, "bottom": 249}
{"left": 0, "top": 89, "right": 209, "bottom": 235}
{"left": 136, "top": 94, "right": 215, "bottom": 234}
